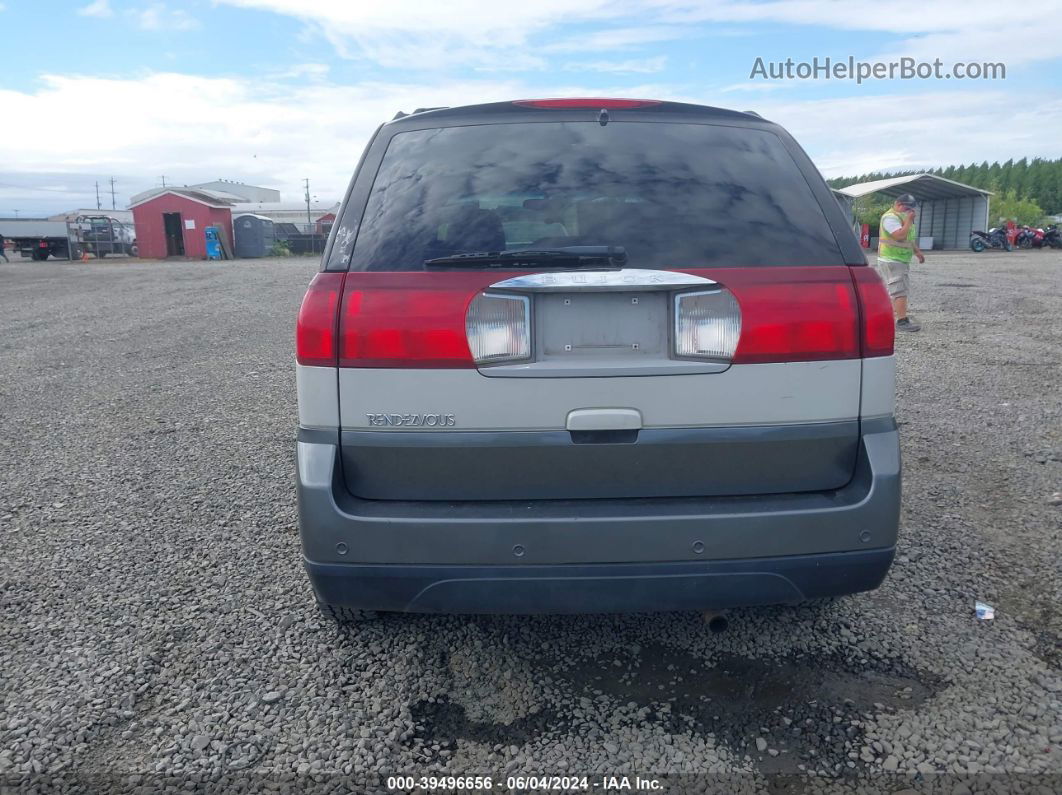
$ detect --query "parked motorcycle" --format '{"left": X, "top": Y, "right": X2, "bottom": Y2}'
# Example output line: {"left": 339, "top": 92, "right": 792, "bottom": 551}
{"left": 1043, "top": 225, "right": 1062, "bottom": 249}
{"left": 970, "top": 228, "right": 1011, "bottom": 252}
{"left": 1015, "top": 225, "right": 1046, "bottom": 249}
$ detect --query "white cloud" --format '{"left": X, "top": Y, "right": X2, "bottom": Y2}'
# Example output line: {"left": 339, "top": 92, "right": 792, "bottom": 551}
{"left": 218, "top": 0, "right": 1062, "bottom": 71}
{"left": 2, "top": 72, "right": 1060, "bottom": 214}
{"left": 134, "top": 2, "right": 199, "bottom": 31}
{"left": 650, "top": 0, "right": 1062, "bottom": 68}
{"left": 565, "top": 56, "right": 667, "bottom": 74}
{"left": 543, "top": 25, "right": 693, "bottom": 53}
{"left": 219, "top": 0, "right": 618, "bottom": 38}
{"left": 217, "top": 0, "right": 623, "bottom": 69}
{"left": 0, "top": 73, "right": 526, "bottom": 208}
{"left": 78, "top": 0, "right": 113, "bottom": 17}
{"left": 746, "top": 90, "right": 1062, "bottom": 177}
{"left": 275, "top": 63, "right": 331, "bottom": 81}
{"left": 719, "top": 81, "right": 795, "bottom": 93}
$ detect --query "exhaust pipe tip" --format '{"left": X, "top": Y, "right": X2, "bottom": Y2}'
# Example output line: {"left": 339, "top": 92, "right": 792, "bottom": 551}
{"left": 702, "top": 611, "right": 729, "bottom": 633}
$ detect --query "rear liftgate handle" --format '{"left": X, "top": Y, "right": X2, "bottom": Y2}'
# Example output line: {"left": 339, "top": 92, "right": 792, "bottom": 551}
{"left": 566, "top": 408, "right": 642, "bottom": 444}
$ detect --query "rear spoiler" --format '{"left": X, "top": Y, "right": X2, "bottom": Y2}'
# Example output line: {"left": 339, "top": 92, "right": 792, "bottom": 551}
{"left": 392, "top": 107, "right": 450, "bottom": 120}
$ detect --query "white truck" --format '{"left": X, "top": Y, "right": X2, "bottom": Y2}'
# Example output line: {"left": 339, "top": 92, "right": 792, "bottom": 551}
{"left": 0, "top": 215, "right": 137, "bottom": 260}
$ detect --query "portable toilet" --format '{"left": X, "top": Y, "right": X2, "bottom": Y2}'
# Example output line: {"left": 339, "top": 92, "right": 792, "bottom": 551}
{"left": 234, "top": 213, "right": 276, "bottom": 258}
{"left": 204, "top": 226, "right": 223, "bottom": 260}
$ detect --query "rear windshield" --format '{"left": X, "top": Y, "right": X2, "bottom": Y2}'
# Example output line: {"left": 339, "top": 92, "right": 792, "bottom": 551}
{"left": 345, "top": 121, "right": 843, "bottom": 270}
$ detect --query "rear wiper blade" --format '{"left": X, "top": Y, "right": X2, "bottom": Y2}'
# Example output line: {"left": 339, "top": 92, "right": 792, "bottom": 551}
{"left": 424, "top": 246, "right": 627, "bottom": 268}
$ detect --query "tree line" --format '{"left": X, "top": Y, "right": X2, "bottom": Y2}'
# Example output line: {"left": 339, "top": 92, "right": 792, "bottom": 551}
{"left": 827, "top": 156, "right": 1062, "bottom": 229}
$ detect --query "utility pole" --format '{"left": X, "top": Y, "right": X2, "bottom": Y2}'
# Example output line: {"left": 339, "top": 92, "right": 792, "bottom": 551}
{"left": 160, "top": 176, "right": 168, "bottom": 188}
{"left": 109, "top": 177, "right": 117, "bottom": 210}
{"left": 13, "top": 209, "right": 19, "bottom": 219}
{"left": 304, "top": 178, "right": 313, "bottom": 254}
{"left": 95, "top": 181, "right": 102, "bottom": 210}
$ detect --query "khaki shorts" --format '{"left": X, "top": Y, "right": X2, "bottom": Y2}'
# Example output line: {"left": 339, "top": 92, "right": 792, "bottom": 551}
{"left": 875, "top": 257, "right": 909, "bottom": 299}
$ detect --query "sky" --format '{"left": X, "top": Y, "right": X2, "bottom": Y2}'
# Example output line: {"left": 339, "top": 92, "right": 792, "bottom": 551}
{"left": 2, "top": 0, "right": 1061, "bottom": 216}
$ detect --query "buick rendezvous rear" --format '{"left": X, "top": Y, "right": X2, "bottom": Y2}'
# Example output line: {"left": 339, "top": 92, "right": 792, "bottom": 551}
{"left": 295, "top": 98, "right": 900, "bottom": 621}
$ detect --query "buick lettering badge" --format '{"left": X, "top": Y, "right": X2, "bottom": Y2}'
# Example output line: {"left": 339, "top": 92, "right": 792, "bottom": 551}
{"left": 366, "top": 413, "right": 456, "bottom": 427}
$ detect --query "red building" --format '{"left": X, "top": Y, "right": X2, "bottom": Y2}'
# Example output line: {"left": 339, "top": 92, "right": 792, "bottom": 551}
{"left": 130, "top": 189, "right": 234, "bottom": 259}
{"left": 315, "top": 212, "right": 336, "bottom": 235}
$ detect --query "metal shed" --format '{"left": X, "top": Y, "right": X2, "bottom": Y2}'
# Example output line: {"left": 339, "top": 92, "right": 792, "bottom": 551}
{"left": 233, "top": 213, "right": 276, "bottom": 258}
{"left": 835, "top": 174, "right": 991, "bottom": 250}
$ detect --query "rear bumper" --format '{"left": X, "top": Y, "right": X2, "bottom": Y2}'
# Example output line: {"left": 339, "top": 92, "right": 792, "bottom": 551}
{"left": 296, "top": 419, "right": 900, "bottom": 613}
{"left": 306, "top": 549, "right": 894, "bottom": 614}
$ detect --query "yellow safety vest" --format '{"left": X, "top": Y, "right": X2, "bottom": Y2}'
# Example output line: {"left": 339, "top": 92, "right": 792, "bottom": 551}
{"left": 878, "top": 210, "right": 918, "bottom": 263}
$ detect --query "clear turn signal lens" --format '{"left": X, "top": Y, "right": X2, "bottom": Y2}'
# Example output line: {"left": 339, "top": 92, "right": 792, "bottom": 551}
{"left": 466, "top": 292, "right": 531, "bottom": 364}
{"left": 674, "top": 289, "right": 741, "bottom": 361}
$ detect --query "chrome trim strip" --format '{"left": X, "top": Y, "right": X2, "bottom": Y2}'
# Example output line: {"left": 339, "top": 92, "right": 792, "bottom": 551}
{"left": 490, "top": 269, "right": 717, "bottom": 293}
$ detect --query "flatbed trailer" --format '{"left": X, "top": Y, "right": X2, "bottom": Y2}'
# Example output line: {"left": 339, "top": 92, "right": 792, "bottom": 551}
{"left": 0, "top": 220, "right": 76, "bottom": 260}
{"left": 0, "top": 216, "right": 138, "bottom": 260}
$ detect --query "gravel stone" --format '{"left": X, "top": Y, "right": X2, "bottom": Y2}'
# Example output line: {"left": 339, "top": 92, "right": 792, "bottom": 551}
{"left": 1, "top": 252, "right": 1060, "bottom": 790}
{"left": 189, "top": 735, "right": 210, "bottom": 752}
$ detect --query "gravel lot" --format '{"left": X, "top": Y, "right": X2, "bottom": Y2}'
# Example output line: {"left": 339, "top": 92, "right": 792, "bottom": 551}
{"left": 1, "top": 250, "right": 1060, "bottom": 793}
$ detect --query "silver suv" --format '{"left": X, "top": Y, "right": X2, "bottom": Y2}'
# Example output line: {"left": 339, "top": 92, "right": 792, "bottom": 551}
{"left": 295, "top": 98, "right": 900, "bottom": 622}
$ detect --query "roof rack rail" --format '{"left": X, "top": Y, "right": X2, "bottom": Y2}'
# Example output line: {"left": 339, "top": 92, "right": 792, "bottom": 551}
{"left": 412, "top": 106, "right": 448, "bottom": 114}
{"left": 743, "top": 110, "right": 762, "bottom": 118}
{"left": 392, "top": 111, "right": 408, "bottom": 120}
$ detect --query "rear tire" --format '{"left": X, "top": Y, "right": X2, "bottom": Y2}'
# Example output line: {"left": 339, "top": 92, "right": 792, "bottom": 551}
{"left": 970, "top": 238, "right": 985, "bottom": 252}
{"left": 317, "top": 602, "right": 378, "bottom": 625}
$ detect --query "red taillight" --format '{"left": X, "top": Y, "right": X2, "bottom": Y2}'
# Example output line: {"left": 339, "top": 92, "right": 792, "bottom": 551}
{"left": 684, "top": 267, "right": 859, "bottom": 364}
{"left": 313, "top": 266, "right": 874, "bottom": 369}
{"left": 338, "top": 273, "right": 505, "bottom": 368}
{"left": 513, "top": 98, "right": 662, "bottom": 109}
{"left": 850, "top": 266, "right": 895, "bottom": 357}
{"left": 295, "top": 272, "right": 344, "bottom": 366}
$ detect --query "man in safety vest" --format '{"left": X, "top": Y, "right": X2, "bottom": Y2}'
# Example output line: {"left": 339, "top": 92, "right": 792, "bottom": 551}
{"left": 876, "top": 193, "right": 925, "bottom": 332}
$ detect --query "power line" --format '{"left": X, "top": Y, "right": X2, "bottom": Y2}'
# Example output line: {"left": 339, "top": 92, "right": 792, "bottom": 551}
{"left": 0, "top": 181, "right": 85, "bottom": 195}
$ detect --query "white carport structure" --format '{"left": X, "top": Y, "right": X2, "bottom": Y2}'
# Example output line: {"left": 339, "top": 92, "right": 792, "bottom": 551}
{"left": 835, "top": 174, "right": 991, "bottom": 250}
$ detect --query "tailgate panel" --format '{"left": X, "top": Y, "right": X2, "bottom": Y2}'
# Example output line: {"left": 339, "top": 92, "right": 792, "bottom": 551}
{"left": 339, "top": 360, "right": 862, "bottom": 500}
{"left": 340, "top": 421, "right": 858, "bottom": 500}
